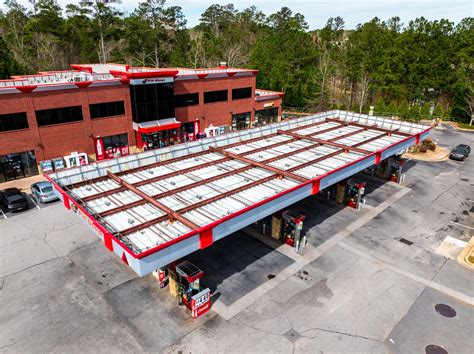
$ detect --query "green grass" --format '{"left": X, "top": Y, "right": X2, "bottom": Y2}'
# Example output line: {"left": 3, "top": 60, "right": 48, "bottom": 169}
{"left": 457, "top": 122, "right": 474, "bottom": 130}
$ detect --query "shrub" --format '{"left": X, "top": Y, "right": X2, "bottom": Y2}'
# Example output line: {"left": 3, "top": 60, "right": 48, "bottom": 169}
{"left": 428, "top": 142, "right": 436, "bottom": 151}
{"left": 422, "top": 138, "right": 433, "bottom": 145}
{"left": 419, "top": 145, "right": 428, "bottom": 153}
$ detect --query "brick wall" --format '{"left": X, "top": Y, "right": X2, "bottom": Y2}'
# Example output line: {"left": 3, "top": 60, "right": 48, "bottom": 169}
{"left": 0, "top": 85, "right": 133, "bottom": 162}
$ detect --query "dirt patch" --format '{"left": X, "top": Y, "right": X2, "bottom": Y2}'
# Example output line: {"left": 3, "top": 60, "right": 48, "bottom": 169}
{"left": 403, "top": 146, "right": 450, "bottom": 162}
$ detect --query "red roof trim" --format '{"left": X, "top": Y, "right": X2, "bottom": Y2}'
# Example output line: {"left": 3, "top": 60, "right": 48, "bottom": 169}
{"left": 197, "top": 73, "right": 208, "bottom": 79}
{"left": 74, "top": 81, "right": 92, "bottom": 89}
{"left": 227, "top": 72, "right": 237, "bottom": 77}
{"left": 110, "top": 69, "right": 179, "bottom": 79}
{"left": 70, "top": 64, "right": 93, "bottom": 73}
{"left": 16, "top": 85, "right": 37, "bottom": 93}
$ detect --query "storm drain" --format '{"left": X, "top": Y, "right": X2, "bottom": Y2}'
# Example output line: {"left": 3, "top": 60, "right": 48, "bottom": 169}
{"left": 399, "top": 238, "right": 413, "bottom": 246}
{"left": 434, "top": 303, "right": 457, "bottom": 318}
{"left": 425, "top": 344, "right": 448, "bottom": 354}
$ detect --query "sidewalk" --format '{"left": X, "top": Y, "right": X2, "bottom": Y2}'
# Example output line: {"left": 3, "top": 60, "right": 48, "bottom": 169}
{"left": 0, "top": 174, "right": 47, "bottom": 192}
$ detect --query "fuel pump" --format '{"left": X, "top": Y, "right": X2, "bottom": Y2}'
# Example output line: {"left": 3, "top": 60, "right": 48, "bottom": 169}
{"left": 282, "top": 210, "right": 306, "bottom": 252}
{"left": 389, "top": 157, "right": 405, "bottom": 183}
{"left": 172, "top": 261, "right": 211, "bottom": 318}
{"left": 346, "top": 180, "right": 366, "bottom": 210}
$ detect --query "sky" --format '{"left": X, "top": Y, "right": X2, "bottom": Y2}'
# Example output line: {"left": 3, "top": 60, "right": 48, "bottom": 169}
{"left": 2, "top": 0, "right": 472, "bottom": 29}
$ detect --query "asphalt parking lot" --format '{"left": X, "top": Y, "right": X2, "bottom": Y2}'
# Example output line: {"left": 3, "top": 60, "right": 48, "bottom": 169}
{"left": 0, "top": 128, "right": 473, "bottom": 353}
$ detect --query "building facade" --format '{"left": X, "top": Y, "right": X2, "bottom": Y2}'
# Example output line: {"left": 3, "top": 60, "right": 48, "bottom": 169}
{"left": 0, "top": 63, "right": 283, "bottom": 182}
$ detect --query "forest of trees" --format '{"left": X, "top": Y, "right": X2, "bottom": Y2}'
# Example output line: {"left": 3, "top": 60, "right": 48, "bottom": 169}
{"left": 0, "top": 0, "right": 473, "bottom": 123}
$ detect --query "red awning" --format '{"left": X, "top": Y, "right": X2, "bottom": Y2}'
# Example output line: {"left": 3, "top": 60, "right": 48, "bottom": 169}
{"left": 134, "top": 119, "right": 181, "bottom": 134}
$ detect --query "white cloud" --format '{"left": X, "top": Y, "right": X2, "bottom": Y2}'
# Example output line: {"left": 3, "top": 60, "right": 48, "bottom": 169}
{"left": 1, "top": 0, "right": 472, "bottom": 29}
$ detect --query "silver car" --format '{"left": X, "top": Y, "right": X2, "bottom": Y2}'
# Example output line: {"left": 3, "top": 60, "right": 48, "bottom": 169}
{"left": 31, "top": 181, "right": 59, "bottom": 203}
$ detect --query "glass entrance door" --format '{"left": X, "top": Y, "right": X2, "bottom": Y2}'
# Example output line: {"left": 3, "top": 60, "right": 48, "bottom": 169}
{"left": 0, "top": 151, "right": 38, "bottom": 183}
{"left": 1, "top": 160, "right": 25, "bottom": 181}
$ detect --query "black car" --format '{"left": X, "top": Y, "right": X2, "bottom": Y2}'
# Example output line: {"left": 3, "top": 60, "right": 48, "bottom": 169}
{"left": 0, "top": 188, "right": 29, "bottom": 212}
{"left": 449, "top": 144, "right": 471, "bottom": 161}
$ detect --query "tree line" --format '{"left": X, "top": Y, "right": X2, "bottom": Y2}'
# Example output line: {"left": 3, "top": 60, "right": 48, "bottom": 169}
{"left": 0, "top": 0, "right": 472, "bottom": 124}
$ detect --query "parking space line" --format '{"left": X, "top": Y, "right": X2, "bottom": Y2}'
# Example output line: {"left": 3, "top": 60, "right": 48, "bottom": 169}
{"left": 27, "top": 194, "right": 41, "bottom": 210}
{"left": 0, "top": 209, "right": 6, "bottom": 219}
{"left": 339, "top": 241, "right": 474, "bottom": 306}
{"left": 450, "top": 221, "right": 474, "bottom": 230}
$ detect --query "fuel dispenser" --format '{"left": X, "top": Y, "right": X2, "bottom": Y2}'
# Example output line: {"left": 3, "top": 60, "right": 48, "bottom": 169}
{"left": 168, "top": 261, "right": 211, "bottom": 319}
{"left": 346, "top": 180, "right": 366, "bottom": 210}
{"left": 388, "top": 158, "right": 405, "bottom": 183}
{"left": 282, "top": 210, "right": 307, "bottom": 252}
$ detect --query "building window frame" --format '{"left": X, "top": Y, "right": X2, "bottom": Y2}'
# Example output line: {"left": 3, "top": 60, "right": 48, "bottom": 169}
{"left": 35, "top": 106, "right": 83, "bottom": 127}
{"left": 232, "top": 87, "right": 252, "bottom": 100}
{"left": 175, "top": 93, "right": 199, "bottom": 107}
{"left": 204, "top": 90, "right": 228, "bottom": 104}
{"left": 232, "top": 112, "right": 251, "bottom": 131}
{"left": 89, "top": 101, "right": 125, "bottom": 119}
{"left": 0, "top": 112, "right": 29, "bottom": 132}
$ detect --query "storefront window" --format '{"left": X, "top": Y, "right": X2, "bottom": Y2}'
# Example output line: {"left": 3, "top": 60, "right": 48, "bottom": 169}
{"left": 101, "top": 133, "right": 129, "bottom": 159}
{"left": 255, "top": 107, "right": 279, "bottom": 126}
{"left": 232, "top": 112, "right": 251, "bottom": 131}
{"left": 130, "top": 83, "right": 175, "bottom": 123}
{"left": 0, "top": 151, "right": 38, "bottom": 183}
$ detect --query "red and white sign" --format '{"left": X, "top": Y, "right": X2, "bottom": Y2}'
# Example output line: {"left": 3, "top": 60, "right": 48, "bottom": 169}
{"left": 190, "top": 288, "right": 211, "bottom": 318}
{"left": 94, "top": 137, "right": 105, "bottom": 161}
{"left": 130, "top": 77, "right": 174, "bottom": 85}
{"left": 105, "top": 146, "right": 129, "bottom": 159}
{"left": 193, "top": 120, "right": 200, "bottom": 140}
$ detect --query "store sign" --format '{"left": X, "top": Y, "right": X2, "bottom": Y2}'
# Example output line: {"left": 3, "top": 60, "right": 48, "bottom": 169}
{"left": 190, "top": 288, "right": 211, "bottom": 318}
{"left": 130, "top": 77, "right": 174, "bottom": 85}
{"left": 64, "top": 152, "right": 89, "bottom": 168}
{"left": 105, "top": 146, "right": 129, "bottom": 159}
{"left": 40, "top": 160, "right": 53, "bottom": 172}
{"left": 263, "top": 102, "right": 274, "bottom": 107}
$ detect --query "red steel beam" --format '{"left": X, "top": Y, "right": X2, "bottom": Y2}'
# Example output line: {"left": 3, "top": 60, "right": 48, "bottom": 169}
{"left": 286, "top": 119, "right": 330, "bottom": 132}
{"left": 353, "top": 132, "right": 389, "bottom": 148}
{"left": 106, "top": 171, "right": 199, "bottom": 230}
{"left": 288, "top": 150, "right": 351, "bottom": 173}
{"left": 116, "top": 150, "right": 209, "bottom": 176}
{"left": 326, "top": 127, "right": 367, "bottom": 142}
{"left": 66, "top": 150, "right": 210, "bottom": 190}
{"left": 96, "top": 199, "right": 146, "bottom": 217}
{"left": 276, "top": 130, "right": 371, "bottom": 154}
{"left": 208, "top": 146, "right": 308, "bottom": 182}
{"left": 120, "top": 174, "right": 278, "bottom": 236}
{"left": 326, "top": 118, "right": 411, "bottom": 137}
{"left": 81, "top": 156, "right": 230, "bottom": 202}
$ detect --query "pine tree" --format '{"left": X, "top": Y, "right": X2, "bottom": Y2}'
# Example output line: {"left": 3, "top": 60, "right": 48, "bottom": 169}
{"left": 433, "top": 105, "right": 444, "bottom": 119}
{"left": 410, "top": 104, "right": 421, "bottom": 122}
{"left": 374, "top": 97, "right": 386, "bottom": 115}
{"left": 398, "top": 100, "right": 410, "bottom": 120}
{"left": 420, "top": 102, "right": 431, "bottom": 119}
{"left": 386, "top": 100, "right": 398, "bottom": 117}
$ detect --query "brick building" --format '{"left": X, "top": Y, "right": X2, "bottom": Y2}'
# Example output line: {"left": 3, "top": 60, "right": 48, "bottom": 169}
{"left": 0, "top": 63, "right": 283, "bottom": 182}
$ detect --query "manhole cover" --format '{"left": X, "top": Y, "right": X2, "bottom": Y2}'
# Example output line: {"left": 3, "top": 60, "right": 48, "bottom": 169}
{"left": 283, "top": 329, "right": 302, "bottom": 343}
{"left": 425, "top": 344, "right": 448, "bottom": 354}
{"left": 435, "top": 303, "right": 456, "bottom": 318}
{"left": 267, "top": 274, "right": 276, "bottom": 280}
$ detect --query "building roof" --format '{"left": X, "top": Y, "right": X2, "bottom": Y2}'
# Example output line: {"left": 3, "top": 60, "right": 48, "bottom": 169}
{"left": 60, "top": 114, "right": 427, "bottom": 257}
{"left": 0, "top": 63, "right": 258, "bottom": 93}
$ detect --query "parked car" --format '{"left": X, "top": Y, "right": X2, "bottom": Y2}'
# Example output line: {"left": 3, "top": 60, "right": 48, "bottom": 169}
{"left": 0, "top": 188, "right": 29, "bottom": 212}
{"left": 449, "top": 144, "right": 471, "bottom": 161}
{"left": 31, "top": 181, "right": 59, "bottom": 203}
